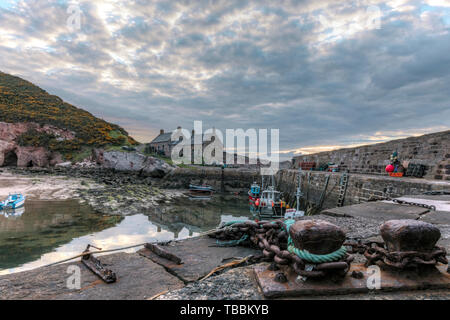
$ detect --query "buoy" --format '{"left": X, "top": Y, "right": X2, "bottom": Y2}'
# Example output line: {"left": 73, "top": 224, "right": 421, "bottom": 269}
{"left": 386, "top": 164, "right": 395, "bottom": 173}
{"left": 255, "top": 199, "right": 260, "bottom": 206}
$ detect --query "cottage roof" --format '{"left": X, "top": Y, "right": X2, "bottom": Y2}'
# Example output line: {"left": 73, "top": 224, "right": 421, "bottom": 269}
{"left": 150, "top": 132, "right": 173, "bottom": 143}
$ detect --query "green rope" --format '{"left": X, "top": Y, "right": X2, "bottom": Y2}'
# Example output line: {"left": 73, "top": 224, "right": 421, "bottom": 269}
{"left": 217, "top": 219, "right": 347, "bottom": 262}
{"left": 221, "top": 220, "right": 248, "bottom": 227}
{"left": 215, "top": 220, "right": 253, "bottom": 247}
{"left": 283, "top": 219, "right": 347, "bottom": 263}
{"left": 287, "top": 245, "right": 347, "bottom": 263}
{"left": 215, "top": 234, "right": 248, "bottom": 247}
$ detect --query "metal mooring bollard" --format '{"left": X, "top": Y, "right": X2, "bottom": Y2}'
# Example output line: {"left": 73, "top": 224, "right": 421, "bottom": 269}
{"left": 364, "top": 219, "right": 448, "bottom": 270}
{"left": 289, "top": 220, "right": 346, "bottom": 255}
{"left": 287, "top": 220, "right": 352, "bottom": 279}
{"left": 209, "top": 219, "right": 354, "bottom": 280}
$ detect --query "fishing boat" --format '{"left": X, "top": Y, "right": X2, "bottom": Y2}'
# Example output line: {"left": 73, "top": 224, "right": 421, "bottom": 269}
{"left": 248, "top": 182, "right": 261, "bottom": 212}
{"left": 187, "top": 184, "right": 214, "bottom": 198}
{"left": 250, "top": 176, "right": 287, "bottom": 220}
{"left": 0, "top": 193, "right": 26, "bottom": 210}
{"left": 285, "top": 168, "right": 305, "bottom": 218}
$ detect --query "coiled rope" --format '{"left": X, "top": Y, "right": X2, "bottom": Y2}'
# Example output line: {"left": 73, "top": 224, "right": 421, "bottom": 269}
{"left": 215, "top": 219, "right": 347, "bottom": 262}
{"left": 283, "top": 219, "right": 347, "bottom": 263}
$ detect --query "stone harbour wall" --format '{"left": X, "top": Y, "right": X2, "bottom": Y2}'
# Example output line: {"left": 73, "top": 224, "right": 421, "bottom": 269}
{"left": 276, "top": 169, "right": 450, "bottom": 210}
{"left": 160, "top": 166, "right": 259, "bottom": 192}
{"left": 292, "top": 130, "right": 450, "bottom": 180}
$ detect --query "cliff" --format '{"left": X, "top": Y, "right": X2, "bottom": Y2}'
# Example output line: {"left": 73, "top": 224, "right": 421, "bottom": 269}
{"left": 0, "top": 71, "right": 138, "bottom": 167}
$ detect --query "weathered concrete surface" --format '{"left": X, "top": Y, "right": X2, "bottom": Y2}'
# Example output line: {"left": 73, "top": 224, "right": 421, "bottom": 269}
{"left": 321, "top": 202, "right": 429, "bottom": 220}
{"left": 394, "top": 194, "right": 450, "bottom": 212}
{"left": 254, "top": 263, "right": 450, "bottom": 298}
{"left": 157, "top": 265, "right": 262, "bottom": 300}
{"left": 138, "top": 237, "right": 260, "bottom": 283}
{"left": 420, "top": 211, "right": 450, "bottom": 225}
{"left": 0, "top": 253, "right": 183, "bottom": 300}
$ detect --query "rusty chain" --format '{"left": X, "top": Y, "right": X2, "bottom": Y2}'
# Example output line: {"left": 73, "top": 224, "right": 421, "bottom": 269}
{"left": 345, "top": 240, "right": 448, "bottom": 269}
{"left": 210, "top": 220, "right": 353, "bottom": 279}
{"left": 381, "top": 195, "right": 437, "bottom": 211}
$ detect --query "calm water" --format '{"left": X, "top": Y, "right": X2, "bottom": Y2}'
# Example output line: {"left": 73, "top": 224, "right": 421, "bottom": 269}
{"left": 0, "top": 196, "right": 251, "bottom": 275}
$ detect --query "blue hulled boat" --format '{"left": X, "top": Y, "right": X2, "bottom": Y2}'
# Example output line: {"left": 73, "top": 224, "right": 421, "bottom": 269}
{"left": 0, "top": 193, "right": 26, "bottom": 210}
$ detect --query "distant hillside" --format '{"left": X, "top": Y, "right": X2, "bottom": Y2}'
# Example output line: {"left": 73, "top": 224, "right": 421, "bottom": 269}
{"left": 0, "top": 71, "right": 137, "bottom": 159}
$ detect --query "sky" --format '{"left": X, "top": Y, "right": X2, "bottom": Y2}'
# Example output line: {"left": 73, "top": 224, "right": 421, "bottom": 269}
{"left": 0, "top": 0, "right": 449, "bottom": 160}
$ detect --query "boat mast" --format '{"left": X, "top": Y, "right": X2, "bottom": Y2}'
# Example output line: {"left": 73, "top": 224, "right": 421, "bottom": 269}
{"left": 296, "top": 168, "right": 302, "bottom": 212}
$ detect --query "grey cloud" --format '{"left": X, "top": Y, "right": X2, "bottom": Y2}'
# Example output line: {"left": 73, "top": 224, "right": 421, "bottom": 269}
{"left": 0, "top": 0, "right": 448, "bottom": 159}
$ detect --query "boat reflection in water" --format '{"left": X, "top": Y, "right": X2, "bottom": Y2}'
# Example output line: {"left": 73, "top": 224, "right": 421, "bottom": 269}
{"left": 0, "top": 206, "right": 25, "bottom": 219}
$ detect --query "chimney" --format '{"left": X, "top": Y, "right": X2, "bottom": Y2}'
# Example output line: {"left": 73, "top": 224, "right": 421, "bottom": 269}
{"left": 160, "top": 129, "right": 164, "bottom": 135}
{"left": 192, "top": 129, "right": 195, "bottom": 136}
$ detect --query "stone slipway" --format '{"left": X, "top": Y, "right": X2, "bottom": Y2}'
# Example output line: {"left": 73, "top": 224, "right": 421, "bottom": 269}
{"left": 321, "top": 198, "right": 450, "bottom": 257}
{"left": 138, "top": 237, "right": 260, "bottom": 283}
{"left": 321, "top": 202, "right": 430, "bottom": 220}
{"left": 0, "top": 236, "right": 260, "bottom": 300}
{"left": 0, "top": 252, "right": 184, "bottom": 300}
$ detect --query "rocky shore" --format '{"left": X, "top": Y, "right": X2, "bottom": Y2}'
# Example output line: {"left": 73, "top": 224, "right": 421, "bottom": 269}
{"left": 1, "top": 165, "right": 185, "bottom": 216}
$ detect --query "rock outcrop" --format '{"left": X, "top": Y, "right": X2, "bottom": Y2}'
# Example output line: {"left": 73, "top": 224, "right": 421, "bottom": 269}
{"left": 16, "top": 146, "right": 52, "bottom": 167}
{"left": 94, "top": 149, "right": 174, "bottom": 178}
{"left": 0, "top": 121, "right": 69, "bottom": 167}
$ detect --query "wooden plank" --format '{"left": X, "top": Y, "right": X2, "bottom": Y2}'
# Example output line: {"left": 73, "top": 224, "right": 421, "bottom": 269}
{"left": 81, "top": 255, "right": 117, "bottom": 283}
{"left": 144, "top": 243, "right": 183, "bottom": 264}
{"left": 138, "top": 236, "right": 260, "bottom": 283}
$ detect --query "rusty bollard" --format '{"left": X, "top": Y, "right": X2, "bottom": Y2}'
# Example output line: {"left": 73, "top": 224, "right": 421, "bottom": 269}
{"left": 366, "top": 219, "right": 448, "bottom": 270}
{"left": 289, "top": 220, "right": 346, "bottom": 254}
{"left": 287, "top": 220, "right": 352, "bottom": 279}
{"left": 381, "top": 220, "right": 441, "bottom": 252}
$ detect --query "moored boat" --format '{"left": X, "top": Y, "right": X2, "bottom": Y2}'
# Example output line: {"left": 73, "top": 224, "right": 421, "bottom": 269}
{"left": 249, "top": 176, "right": 287, "bottom": 220}
{"left": 248, "top": 182, "right": 261, "bottom": 211}
{"left": 0, "top": 193, "right": 26, "bottom": 210}
{"left": 189, "top": 184, "right": 214, "bottom": 193}
{"left": 284, "top": 168, "right": 305, "bottom": 218}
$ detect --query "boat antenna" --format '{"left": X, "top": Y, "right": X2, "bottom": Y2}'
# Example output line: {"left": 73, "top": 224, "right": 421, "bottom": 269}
{"left": 296, "top": 167, "right": 302, "bottom": 212}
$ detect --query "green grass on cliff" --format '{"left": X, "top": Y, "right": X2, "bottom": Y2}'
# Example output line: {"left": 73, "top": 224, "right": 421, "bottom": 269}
{"left": 0, "top": 71, "right": 138, "bottom": 159}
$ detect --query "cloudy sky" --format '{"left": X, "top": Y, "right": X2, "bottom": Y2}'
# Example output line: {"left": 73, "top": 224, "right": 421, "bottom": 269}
{"left": 0, "top": 0, "right": 449, "bottom": 160}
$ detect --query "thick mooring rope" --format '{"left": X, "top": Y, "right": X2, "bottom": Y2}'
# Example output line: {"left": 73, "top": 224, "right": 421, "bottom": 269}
{"left": 284, "top": 219, "right": 347, "bottom": 263}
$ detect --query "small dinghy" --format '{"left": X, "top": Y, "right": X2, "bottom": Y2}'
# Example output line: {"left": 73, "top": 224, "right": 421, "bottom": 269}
{"left": 0, "top": 193, "right": 26, "bottom": 210}
{"left": 189, "top": 184, "right": 214, "bottom": 192}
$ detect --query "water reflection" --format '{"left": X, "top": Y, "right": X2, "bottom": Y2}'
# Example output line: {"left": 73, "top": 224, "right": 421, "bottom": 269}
{"left": 0, "top": 195, "right": 251, "bottom": 275}
{"left": 0, "top": 207, "right": 25, "bottom": 218}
